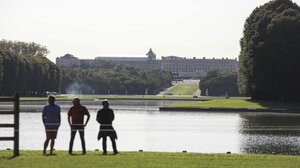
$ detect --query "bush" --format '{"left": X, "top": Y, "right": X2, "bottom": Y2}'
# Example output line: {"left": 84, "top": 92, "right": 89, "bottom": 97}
{"left": 200, "top": 70, "right": 239, "bottom": 96}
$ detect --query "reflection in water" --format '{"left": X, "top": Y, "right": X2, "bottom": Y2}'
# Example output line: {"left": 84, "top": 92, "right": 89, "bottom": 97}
{"left": 1, "top": 100, "right": 300, "bottom": 155}
{"left": 239, "top": 113, "right": 300, "bottom": 155}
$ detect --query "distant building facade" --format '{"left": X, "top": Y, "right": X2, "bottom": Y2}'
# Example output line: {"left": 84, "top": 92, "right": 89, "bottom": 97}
{"left": 161, "top": 56, "right": 238, "bottom": 78}
{"left": 56, "top": 49, "right": 238, "bottom": 78}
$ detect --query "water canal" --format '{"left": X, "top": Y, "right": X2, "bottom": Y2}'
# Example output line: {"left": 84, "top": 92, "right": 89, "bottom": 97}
{"left": 1, "top": 99, "right": 300, "bottom": 155}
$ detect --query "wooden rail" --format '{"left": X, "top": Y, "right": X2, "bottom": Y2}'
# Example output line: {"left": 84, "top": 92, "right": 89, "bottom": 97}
{"left": 0, "top": 93, "right": 19, "bottom": 156}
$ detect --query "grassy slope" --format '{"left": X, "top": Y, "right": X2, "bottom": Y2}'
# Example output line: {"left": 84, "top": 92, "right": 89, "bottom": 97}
{"left": 168, "top": 98, "right": 300, "bottom": 109}
{"left": 1, "top": 151, "right": 300, "bottom": 168}
{"left": 167, "top": 84, "right": 199, "bottom": 95}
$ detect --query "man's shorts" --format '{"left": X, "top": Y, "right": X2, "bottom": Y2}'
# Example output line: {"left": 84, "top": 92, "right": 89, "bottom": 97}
{"left": 45, "top": 127, "right": 58, "bottom": 139}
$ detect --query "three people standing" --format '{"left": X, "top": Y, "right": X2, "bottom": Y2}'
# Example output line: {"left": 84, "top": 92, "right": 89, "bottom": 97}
{"left": 42, "top": 96, "right": 118, "bottom": 155}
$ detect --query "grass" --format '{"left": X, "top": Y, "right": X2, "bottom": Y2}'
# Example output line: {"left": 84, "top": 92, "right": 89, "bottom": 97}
{"left": 19, "top": 94, "right": 300, "bottom": 110}
{"left": 21, "top": 96, "right": 69, "bottom": 100}
{"left": 20, "top": 94, "right": 207, "bottom": 101}
{"left": 1, "top": 150, "right": 300, "bottom": 168}
{"left": 166, "top": 84, "right": 199, "bottom": 95}
{"left": 167, "top": 98, "right": 300, "bottom": 110}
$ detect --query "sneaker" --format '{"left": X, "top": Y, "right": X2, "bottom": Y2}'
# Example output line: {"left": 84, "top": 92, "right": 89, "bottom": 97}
{"left": 82, "top": 151, "right": 86, "bottom": 155}
{"left": 102, "top": 151, "right": 107, "bottom": 155}
{"left": 113, "top": 151, "right": 119, "bottom": 155}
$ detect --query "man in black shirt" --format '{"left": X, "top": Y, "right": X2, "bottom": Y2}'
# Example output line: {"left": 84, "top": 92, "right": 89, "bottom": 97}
{"left": 96, "top": 99, "right": 118, "bottom": 155}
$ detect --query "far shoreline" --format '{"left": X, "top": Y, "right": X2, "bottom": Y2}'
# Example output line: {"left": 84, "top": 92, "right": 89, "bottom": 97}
{"left": 159, "top": 106, "right": 300, "bottom": 114}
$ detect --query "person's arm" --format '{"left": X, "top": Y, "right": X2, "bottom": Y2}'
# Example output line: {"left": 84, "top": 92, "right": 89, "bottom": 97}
{"left": 84, "top": 108, "right": 90, "bottom": 127}
{"left": 68, "top": 115, "right": 72, "bottom": 128}
{"left": 84, "top": 115, "right": 90, "bottom": 127}
{"left": 68, "top": 108, "right": 72, "bottom": 128}
{"left": 58, "top": 107, "right": 61, "bottom": 127}
{"left": 42, "top": 107, "right": 46, "bottom": 126}
{"left": 96, "top": 111, "right": 100, "bottom": 123}
{"left": 111, "top": 109, "right": 115, "bottom": 121}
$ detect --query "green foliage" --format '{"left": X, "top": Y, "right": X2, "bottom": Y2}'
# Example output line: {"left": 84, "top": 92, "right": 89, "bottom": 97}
{"left": 238, "top": 0, "right": 300, "bottom": 101}
{"left": 200, "top": 70, "right": 239, "bottom": 96}
{"left": 0, "top": 54, "right": 3, "bottom": 82}
{"left": 0, "top": 46, "right": 60, "bottom": 96}
{"left": 0, "top": 39, "right": 49, "bottom": 57}
{"left": 59, "top": 62, "right": 173, "bottom": 95}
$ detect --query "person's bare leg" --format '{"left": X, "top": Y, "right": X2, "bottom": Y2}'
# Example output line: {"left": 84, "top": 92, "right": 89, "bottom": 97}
{"left": 44, "top": 139, "right": 50, "bottom": 155}
{"left": 50, "top": 139, "right": 55, "bottom": 155}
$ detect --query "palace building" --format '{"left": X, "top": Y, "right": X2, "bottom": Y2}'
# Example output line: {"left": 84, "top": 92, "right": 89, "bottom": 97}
{"left": 56, "top": 49, "right": 238, "bottom": 78}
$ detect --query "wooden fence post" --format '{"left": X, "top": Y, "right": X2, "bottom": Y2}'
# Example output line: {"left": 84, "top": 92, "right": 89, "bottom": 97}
{"left": 14, "top": 92, "right": 20, "bottom": 156}
{"left": 0, "top": 93, "right": 20, "bottom": 157}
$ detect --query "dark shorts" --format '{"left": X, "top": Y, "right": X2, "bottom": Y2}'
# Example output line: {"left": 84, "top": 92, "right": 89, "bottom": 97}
{"left": 97, "top": 125, "right": 117, "bottom": 140}
{"left": 45, "top": 127, "right": 58, "bottom": 139}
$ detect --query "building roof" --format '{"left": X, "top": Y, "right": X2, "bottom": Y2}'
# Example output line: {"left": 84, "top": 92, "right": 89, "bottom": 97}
{"left": 95, "top": 56, "right": 148, "bottom": 62}
{"left": 59, "top": 53, "right": 77, "bottom": 59}
{"left": 162, "top": 56, "right": 183, "bottom": 60}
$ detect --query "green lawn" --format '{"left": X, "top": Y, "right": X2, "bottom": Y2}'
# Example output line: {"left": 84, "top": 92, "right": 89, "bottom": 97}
{"left": 20, "top": 94, "right": 204, "bottom": 101}
{"left": 168, "top": 98, "right": 300, "bottom": 109}
{"left": 167, "top": 84, "right": 199, "bottom": 95}
{"left": 1, "top": 151, "right": 300, "bottom": 168}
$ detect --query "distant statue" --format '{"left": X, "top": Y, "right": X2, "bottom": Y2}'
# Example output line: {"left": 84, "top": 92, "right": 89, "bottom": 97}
{"left": 97, "top": 99, "right": 118, "bottom": 155}
{"left": 42, "top": 95, "right": 61, "bottom": 155}
{"left": 146, "top": 48, "right": 156, "bottom": 60}
{"left": 225, "top": 91, "right": 229, "bottom": 99}
{"left": 68, "top": 98, "right": 90, "bottom": 155}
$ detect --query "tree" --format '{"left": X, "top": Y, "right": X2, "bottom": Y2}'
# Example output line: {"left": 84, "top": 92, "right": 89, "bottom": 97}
{"left": 59, "top": 62, "right": 173, "bottom": 95}
{"left": 0, "top": 54, "right": 3, "bottom": 82}
{"left": 238, "top": 0, "right": 300, "bottom": 101}
{"left": 0, "top": 40, "right": 60, "bottom": 96}
{"left": 200, "top": 70, "right": 239, "bottom": 96}
{"left": 0, "top": 39, "right": 49, "bottom": 57}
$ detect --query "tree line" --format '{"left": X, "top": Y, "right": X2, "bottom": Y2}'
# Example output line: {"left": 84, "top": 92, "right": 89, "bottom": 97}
{"left": 60, "top": 61, "right": 173, "bottom": 95}
{"left": 0, "top": 41, "right": 60, "bottom": 96}
{"left": 199, "top": 70, "right": 239, "bottom": 97}
{"left": 0, "top": 39, "right": 173, "bottom": 96}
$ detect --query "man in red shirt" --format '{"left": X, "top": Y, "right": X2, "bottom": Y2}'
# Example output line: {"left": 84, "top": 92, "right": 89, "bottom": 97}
{"left": 68, "top": 98, "right": 90, "bottom": 155}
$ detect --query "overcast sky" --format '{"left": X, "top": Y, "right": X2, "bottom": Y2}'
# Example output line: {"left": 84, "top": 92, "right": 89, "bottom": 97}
{"left": 1, "top": 0, "right": 300, "bottom": 62}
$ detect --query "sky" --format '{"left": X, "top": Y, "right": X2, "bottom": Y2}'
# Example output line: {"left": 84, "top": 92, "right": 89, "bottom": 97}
{"left": 1, "top": 0, "right": 300, "bottom": 63}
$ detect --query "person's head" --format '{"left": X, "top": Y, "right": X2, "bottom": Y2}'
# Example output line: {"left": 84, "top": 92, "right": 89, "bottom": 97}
{"left": 73, "top": 98, "right": 80, "bottom": 107}
{"left": 102, "top": 99, "right": 109, "bottom": 108}
{"left": 48, "top": 95, "right": 56, "bottom": 106}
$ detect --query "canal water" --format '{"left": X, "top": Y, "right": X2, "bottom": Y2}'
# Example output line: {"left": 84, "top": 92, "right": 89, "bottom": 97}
{"left": 1, "top": 99, "right": 300, "bottom": 155}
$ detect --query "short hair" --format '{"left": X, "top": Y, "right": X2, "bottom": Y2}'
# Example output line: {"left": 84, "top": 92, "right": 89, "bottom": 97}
{"left": 48, "top": 95, "right": 56, "bottom": 101}
{"left": 102, "top": 99, "right": 109, "bottom": 105}
{"left": 73, "top": 97, "right": 80, "bottom": 103}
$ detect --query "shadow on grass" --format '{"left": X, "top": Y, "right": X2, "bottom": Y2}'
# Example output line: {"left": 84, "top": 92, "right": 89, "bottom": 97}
{"left": 0, "top": 155, "right": 19, "bottom": 160}
{"left": 246, "top": 99, "right": 300, "bottom": 109}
